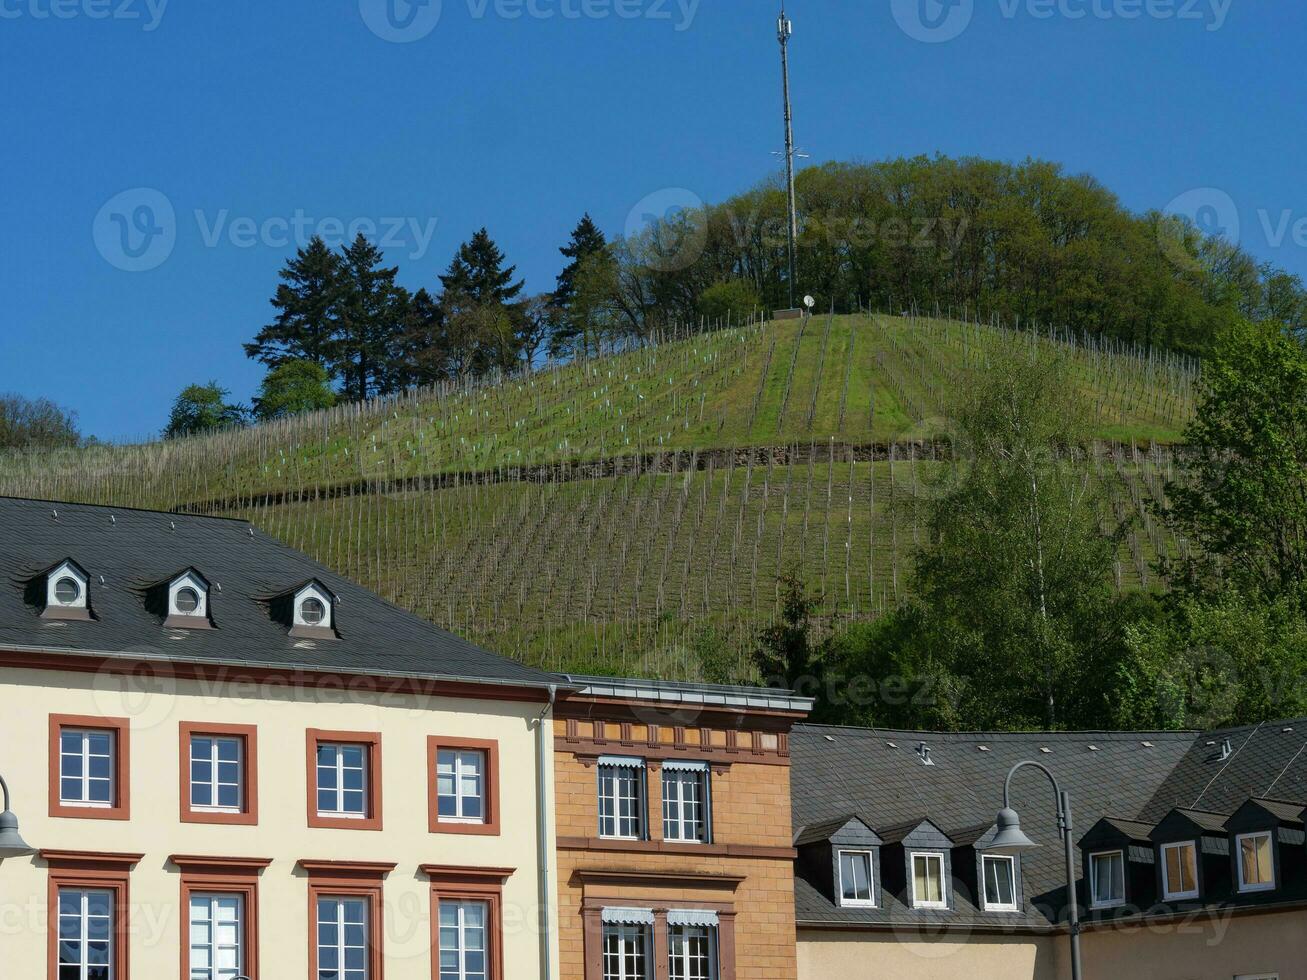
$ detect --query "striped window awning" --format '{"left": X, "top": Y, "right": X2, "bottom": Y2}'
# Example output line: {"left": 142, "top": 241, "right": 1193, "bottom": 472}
{"left": 661, "top": 760, "right": 709, "bottom": 773}
{"left": 668, "top": 909, "right": 720, "bottom": 927}
{"left": 597, "top": 756, "right": 645, "bottom": 769}
{"left": 601, "top": 907, "right": 655, "bottom": 925}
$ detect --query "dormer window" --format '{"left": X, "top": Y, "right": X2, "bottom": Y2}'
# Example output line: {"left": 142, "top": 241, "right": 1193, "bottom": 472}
{"left": 169, "top": 572, "right": 208, "bottom": 619}
{"left": 1236, "top": 832, "right": 1275, "bottom": 893}
{"left": 838, "top": 850, "right": 876, "bottom": 908}
{"left": 40, "top": 559, "right": 92, "bottom": 620}
{"left": 1161, "top": 841, "right": 1200, "bottom": 901}
{"left": 294, "top": 584, "right": 332, "bottom": 630}
{"left": 910, "top": 852, "right": 948, "bottom": 909}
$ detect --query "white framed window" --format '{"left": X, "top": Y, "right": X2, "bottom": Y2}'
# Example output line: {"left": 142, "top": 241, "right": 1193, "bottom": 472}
{"left": 188, "top": 892, "right": 244, "bottom": 980}
{"left": 837, "top": 850, "right": 876, "bottom": 908}
{"left": 57, "top": 888, "right": 113, "bottom": 980}
{"left": 437, "top": 750, "right": 486, "bottom": 823}
{"left": 981, "top": 855, "right": 1019, "bottom": 912}
{"left": 1161, "top": 841, "right": 1200, "bottom": 901}
{"left": 316, "top": 743, "right": 367, "bottom": 818}
{"left": 1089, "top": 850, "right": 1125, "bottom": 908}
{"left": 190, "top": 735, "right": 242, "bottom": 812}
{"left": 316, "top": 897, "right": 369, "bottom": 980}
{"left": 598, "top": 757, "right": 645, "bottom": 840}
{"left": 438, "top": 900, "right": 488, "bottom": 980}
{"left": 662, "top": 762, "right": 710, "bottom": 843}
{"left": 59, "top": 729, "right": 115, "bottom": 807}
{"left": 668, "top": 924, "right": 717, "bottom": 980}
{"left": 602, "top": 923, "right": 649, "bottom": 980}
{"left": 1236, "top": 832, "right": 1276, "bottom": 893}
{"left": 910, "top": 852, "right": 947, "bottom": 909}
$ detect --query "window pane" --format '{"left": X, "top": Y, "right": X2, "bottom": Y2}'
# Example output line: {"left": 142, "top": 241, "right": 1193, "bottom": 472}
{"left": 913, "top": 855, "right": 944, "bottom": 904}
{"left": 1241, "top": 833, "right": 1274, "bottom": 887}
{"left": 984, "top": 857, "right": 1015, "bottom": 907}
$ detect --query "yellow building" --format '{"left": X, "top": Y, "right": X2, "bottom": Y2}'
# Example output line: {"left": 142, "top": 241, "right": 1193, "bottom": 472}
{"left": 0, "top": 497, "right": 563, "bottom": 980}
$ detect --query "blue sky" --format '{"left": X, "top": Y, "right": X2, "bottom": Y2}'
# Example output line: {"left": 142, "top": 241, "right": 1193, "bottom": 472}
{"left": 3, "top": 0, "right": 1305, "bottom": 441}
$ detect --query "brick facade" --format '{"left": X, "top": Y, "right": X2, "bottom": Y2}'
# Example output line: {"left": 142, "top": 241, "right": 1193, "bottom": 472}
{"left": 554, "top": 695, "right": 805, "bottom": 980}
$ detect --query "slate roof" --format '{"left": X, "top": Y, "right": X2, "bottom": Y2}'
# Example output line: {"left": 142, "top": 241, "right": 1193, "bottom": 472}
{"left": 791, "top": 721, "right": 1307, "bottom": 929}
{"left": 0, "top": 496, "right": 557, "bottom": 690}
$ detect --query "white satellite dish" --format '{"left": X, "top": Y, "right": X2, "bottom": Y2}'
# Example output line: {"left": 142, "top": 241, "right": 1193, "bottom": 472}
{"left": 803, "top": 295, "right": 816, "bottom": 310}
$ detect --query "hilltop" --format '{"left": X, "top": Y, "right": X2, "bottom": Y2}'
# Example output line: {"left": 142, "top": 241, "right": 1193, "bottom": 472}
{"left": 0, "top": 314, "right": 1196, "bottom": 678}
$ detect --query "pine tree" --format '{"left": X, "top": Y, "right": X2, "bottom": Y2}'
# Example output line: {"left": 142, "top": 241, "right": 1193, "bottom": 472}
{"left": 438, "top": 228, "right": 524, "bottom": 306}
{"left": 244, "top": 237, "right": 344, "bottom": 371}
{"left": 334, "top": 234, "right": 409, "bottom": 400}
{"left": 554, "top": 213, "right": 607, "bottom": 309}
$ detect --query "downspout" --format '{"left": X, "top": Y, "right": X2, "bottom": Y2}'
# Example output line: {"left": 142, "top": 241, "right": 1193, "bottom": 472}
{"left": 536, "top": 684, "right": 557, "bottom": 980}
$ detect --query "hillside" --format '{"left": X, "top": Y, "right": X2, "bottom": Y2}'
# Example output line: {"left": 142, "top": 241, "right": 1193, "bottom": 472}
{"left": 0, "top": 314, "right": 1198, "bottom": 678}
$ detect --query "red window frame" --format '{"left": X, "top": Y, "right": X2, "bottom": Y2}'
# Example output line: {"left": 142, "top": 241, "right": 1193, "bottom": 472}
{"left": 43, "top": 850, "right": 141, "bottom": 980}
{"left": 427, "top": 736, "right": 501, "bottom": 836}
{"left": 173, "top": 854, "right": 272, "bottom": 980}
{"left": 48, "top": 714, "right": 130, "bottom": 821}
{"left": 179, "top": 722, "right": 260, "bottom": 826}
{"left": 305, "top": 729, "right": 383, "bottom": 831}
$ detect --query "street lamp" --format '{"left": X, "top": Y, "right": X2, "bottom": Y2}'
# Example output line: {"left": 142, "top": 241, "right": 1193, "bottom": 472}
{"left": 989, "top": 761, "right": 1082, "bottom": 980}
{"left": 0, "top": 773, "right": 35, "bottom": 858}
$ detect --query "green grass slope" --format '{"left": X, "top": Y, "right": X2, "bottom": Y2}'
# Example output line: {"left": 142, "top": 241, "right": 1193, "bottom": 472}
{"left": 0, "top": 315, "right": 1198, "bottom": 679}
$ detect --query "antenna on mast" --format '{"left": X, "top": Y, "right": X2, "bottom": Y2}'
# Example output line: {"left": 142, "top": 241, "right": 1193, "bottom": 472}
{"left": 777, "top": 2, "right": 799, "bottom": 311}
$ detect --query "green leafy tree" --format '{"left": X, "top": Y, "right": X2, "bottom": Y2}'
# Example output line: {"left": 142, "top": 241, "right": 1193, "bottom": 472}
{"left": 1164, "top": 322, "right": 1307, "bottom": 600}
{"left": 164, "top": 383, "right": 246, "bottom": 439}
{"left": 244, "top": 236, "right": 343, "bottom": 371}
{"left": 697, "top": 279, "right": 761, "bottom": 324}
{"left": 0, "top": 394, "right": 81, "bottom": 449}
{"left": 252, "top": 360, "right": 337, "bottom": 421}
{"left": 904, "top": 351, "right": 1124, "bottom": 729}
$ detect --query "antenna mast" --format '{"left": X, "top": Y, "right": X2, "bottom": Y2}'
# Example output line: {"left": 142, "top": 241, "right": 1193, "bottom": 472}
{"left": 778, "top": 2, "right": 798, "bottom": 310}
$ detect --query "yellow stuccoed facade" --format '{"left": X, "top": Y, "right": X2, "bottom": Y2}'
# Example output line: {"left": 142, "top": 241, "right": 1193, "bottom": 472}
{"left": 0, "top": 662, "right": 560, "bottom": 979}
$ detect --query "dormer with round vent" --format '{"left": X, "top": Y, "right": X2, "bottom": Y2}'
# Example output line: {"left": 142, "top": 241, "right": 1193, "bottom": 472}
{"left": 152, "top": 568, "right": 214, "bottom": 629}
{"left": 270, "top": 579, "right": 338, "bottom": 639}
{"left": 38, "top": 558, "right": 93, "bottom": 621}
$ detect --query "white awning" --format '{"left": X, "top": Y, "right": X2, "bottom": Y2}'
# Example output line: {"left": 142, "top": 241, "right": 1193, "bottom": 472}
{"left": 602, "top": 907, "right": 655, "bottom": 925}
{"left": 597, "top": 755, "right": 645, "bottom": 769}
{"left": 668, "top": 909, "right": 719, "bottom": 927}
{"left": 661, "top": 760, "right": 710, "bottom": 773}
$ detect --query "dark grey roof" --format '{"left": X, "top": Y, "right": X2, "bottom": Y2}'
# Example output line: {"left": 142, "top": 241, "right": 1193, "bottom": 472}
{"left": 561, "top": 674, "right": 812, "bottom": 713}
{"left": 0, "top": 496, "right": 558, "bottom": 690}
{"left": 1096, "top": 817, "right": 1156, "bottom": 841}
{"left": 791, "top": 721, "right": 1307, "bottom": 929}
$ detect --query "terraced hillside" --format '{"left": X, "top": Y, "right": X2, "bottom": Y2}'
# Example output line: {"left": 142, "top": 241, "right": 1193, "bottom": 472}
{"left": 0, "top": 315, "right": 1199, "bottom": 678}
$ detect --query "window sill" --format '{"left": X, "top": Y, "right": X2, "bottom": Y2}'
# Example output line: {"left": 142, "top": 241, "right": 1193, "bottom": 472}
{"left": 433, "top": 818, "right": 500, "bottom": 837}
{"left": 559, "top": 836, "right": 797, "bottom": 860}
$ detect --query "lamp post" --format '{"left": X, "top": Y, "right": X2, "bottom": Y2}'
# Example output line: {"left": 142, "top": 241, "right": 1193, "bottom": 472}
{"left": 0, "top": 773, "right": 36, "bottom": 858}
{"left": 989, "top": 761, "right": 1083, "bottom": 980}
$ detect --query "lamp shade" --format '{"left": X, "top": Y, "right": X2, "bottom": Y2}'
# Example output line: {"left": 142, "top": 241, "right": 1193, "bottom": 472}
{"left": 0, "top": 807, "right": 34, "bottom": 858}
{"left": 988, "top": 807, "right": 1039, "bottom": 854}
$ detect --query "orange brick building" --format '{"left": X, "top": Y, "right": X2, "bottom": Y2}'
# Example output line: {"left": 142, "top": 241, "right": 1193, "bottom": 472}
{"left": 553, "top": 676, "right": 812, "bottom": 980}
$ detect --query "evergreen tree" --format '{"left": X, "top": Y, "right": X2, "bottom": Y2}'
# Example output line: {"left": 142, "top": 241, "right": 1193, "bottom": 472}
{"left": 552, "top": 214, "right": 608, "bottom": 356}
{"left": 554, "top": 213, "right": 607, "bottom": 309}
{"left": 334, "top": 234, "right": 410, "bottom": 400}
{"left": 438, "top": 228, "right": 524, "bottom": 306}
{"left": 244, "top": 237, "right": 343, "bottom": 371}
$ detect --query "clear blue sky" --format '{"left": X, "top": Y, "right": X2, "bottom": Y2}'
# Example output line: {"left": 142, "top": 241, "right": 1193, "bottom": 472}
{"left": 3, "top": 0, "right": 1305, "bottom": 441}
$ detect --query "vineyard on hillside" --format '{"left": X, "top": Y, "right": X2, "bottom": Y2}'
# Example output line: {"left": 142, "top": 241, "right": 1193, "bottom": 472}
{"left": 0, "top": 314, "right": 1200, "bottom": 678}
